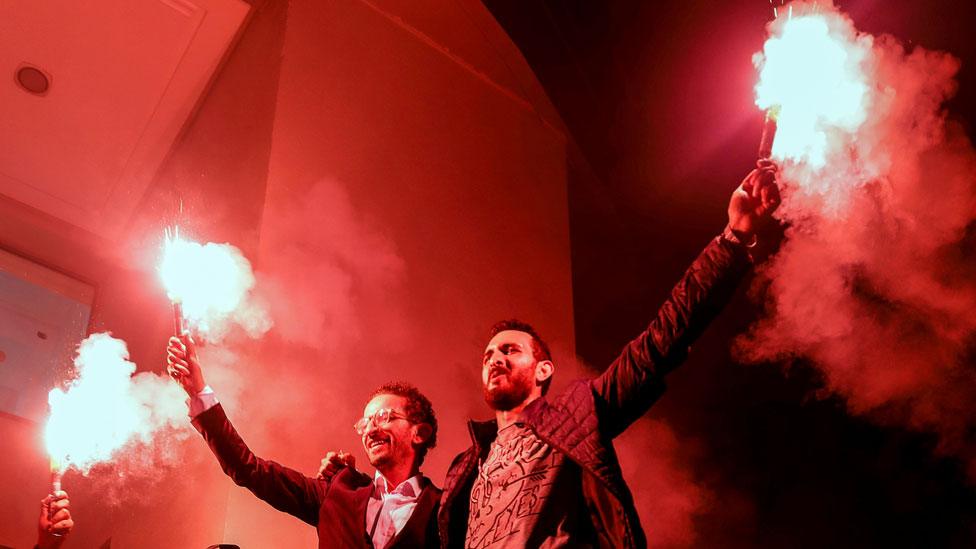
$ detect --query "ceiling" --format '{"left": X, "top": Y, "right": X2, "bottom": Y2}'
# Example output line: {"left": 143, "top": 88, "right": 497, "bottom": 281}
{"left": 0, "top": 0, "right": 250, "bottom": 241}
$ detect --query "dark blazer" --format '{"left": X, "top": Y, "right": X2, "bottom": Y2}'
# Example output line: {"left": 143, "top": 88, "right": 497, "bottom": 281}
{"left": 439, "top": 235, "right": 751, "bottom": 548}
{"left": 193, "top": 404, "right": 441, "bottom": 548}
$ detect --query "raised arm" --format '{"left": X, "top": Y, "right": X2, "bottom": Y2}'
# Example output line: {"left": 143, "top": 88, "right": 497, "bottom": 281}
{"left": 167, "top": 335, "right": 325, "bottom": 525}
{"left": 591, "top": 163, "right": 779, "bottom": 437}
{"left": 192, "top": 402, "right": 325, "bottom": 526}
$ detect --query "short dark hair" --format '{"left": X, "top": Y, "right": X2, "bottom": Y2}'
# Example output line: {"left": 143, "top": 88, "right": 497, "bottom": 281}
{"left": 369, "top": 382, "right": 437, "bottom": 464}
{"left": 489, "top": 319, "right": 553, "bottom": 394}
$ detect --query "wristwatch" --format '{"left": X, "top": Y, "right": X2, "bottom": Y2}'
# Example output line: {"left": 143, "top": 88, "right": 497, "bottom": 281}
{"left": 721, "top": 225, "right": 758, "bottom": 248}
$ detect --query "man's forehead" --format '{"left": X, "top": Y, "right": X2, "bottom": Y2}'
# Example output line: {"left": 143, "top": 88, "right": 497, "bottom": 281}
{"left": 364, "top": 393, "right": 407, "bottom": 414}
{"left": 486, "top": 329, "right": 533, "bottom": 348}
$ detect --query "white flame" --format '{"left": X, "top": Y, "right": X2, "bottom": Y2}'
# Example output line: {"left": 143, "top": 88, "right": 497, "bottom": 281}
{"left": 754, "top": 7, "right": 872, "bottom": 170}
{"left": 159, "top": 230, "right": 270, "bottom": 339}
{"left": 45, "top": 333, "right": 187, "bottom": 473}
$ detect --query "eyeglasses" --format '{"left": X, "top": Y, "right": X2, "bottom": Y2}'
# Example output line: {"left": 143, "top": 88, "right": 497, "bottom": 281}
{"left": 354, "top": 408, "right": 409, "bottom": 435}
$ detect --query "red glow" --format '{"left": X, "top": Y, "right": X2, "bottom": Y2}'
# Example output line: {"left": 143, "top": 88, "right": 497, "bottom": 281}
{"left": 741, "top": 1, "right": 976, "bottom": 480}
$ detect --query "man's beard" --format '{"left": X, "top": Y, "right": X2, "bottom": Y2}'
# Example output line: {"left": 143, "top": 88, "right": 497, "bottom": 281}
{"left": 368, "top": 453, "right": 392, "bottom": 468}
{"left": 483, "top": 371, "right": 533, "bottom": 411}
{"left": 365, "top": 435, "right": 395, "bottom": 467}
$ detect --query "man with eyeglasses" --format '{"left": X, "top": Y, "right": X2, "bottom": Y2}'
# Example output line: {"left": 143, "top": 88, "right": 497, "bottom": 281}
{"left": 318, "top": 163, "right": 781, "bottom": 548}
{"left": 166, "top": 335, "right": 441, "bottom": 548}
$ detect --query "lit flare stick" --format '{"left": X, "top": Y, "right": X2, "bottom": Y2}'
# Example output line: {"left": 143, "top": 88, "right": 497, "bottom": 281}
{"left": 753, "top": 3, "right": 870, "bottom": 171}
{"left": 48, "top": 456, "right": 64, "bottom": 536}
{"left": 44, "top": 355, "right": 90, "bottom": 495}
{"left": 164, "top": 227, "right": 186, "bottom": 336}
{"left": 173, "top": 301, "right": 184, "bottom": 336}
{"left": 43, "top": 332, "right": 186, "bottom": 499}
{"left": 757, "top": 1, "right": 784, "bottom": 160}
{"left": 50, "top": 455, "right": 63, "bottom": 493}
{"left": 46, "top": 418, "right": 67, "bottom": 497}
{"left": 758, "top": 106, "right": 780, "bottom": 160}
{"left": 159, "top": 225, "right": 259, "bottom": 340}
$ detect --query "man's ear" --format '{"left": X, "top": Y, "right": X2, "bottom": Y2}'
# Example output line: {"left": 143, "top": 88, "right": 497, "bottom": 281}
{"left": 535, "top": 360, "right": 554, "bottom": 384}
{"left": 413, "top": 423, "right": 433, "bottom": 446}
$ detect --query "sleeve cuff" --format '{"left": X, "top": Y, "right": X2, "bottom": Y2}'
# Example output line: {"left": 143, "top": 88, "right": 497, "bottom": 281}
{"left": 721, "top": 225, "right": 758, "bottom": 248}
{"left": 187, "top": 385, "right": 219, "bottom": 418}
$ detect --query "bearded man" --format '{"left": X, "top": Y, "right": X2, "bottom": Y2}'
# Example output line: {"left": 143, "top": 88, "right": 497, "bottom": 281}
{"left": 436, "top": 162, "right": 780, "bottom": 548}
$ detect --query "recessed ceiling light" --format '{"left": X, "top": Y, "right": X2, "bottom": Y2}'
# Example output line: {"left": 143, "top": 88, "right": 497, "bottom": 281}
{"left": 15, "top": 64, "right": 51, "bottom": 96}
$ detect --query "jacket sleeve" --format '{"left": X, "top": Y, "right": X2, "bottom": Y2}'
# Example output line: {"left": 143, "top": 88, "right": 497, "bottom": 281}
{"left": 590, "top": 235, "right": 751, "bottom": 438}
{"left": 192, "top": 403, "right": 325, "bottom": 526}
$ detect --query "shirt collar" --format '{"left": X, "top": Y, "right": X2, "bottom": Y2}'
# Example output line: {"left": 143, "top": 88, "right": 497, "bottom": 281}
{"left": 373, "top": 471, "right": 424, "bottom": 498}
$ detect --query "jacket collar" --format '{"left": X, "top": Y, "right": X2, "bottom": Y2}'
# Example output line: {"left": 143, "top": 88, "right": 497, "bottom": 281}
{"left": 466, "top": 397, "right": 549, "bottom": 450}
{"left": 466, "top": 418, "right": 498, "bottom": 451}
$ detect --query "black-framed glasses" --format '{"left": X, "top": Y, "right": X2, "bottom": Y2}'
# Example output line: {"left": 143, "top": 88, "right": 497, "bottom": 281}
{"left": 354, "top": 408, "right": 409, "bottom": 435}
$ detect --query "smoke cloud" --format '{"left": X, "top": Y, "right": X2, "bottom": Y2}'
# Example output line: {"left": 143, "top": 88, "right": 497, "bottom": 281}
{"left": 257, "top": 178, "right": 407, "bottom": 351}
{"left": 738, "top": 1, "right": 976, "bottom": 479}
{"left": 616, "top": 418, "right": 713, "bottom": 548}
{"left": 222, "top": 177, "right": 413, "bottom": 468}
{"left": 46, "top": 333, "right": 191, "bottom": 477}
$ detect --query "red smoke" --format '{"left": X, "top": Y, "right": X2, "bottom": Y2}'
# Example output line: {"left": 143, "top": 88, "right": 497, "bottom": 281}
{"left": 226, "top": 177, "right": 417, "bottom": 483}
{"left": 257, "top": 179, "right": 408, "bottom": 352}
{"left": 737, "top": 1, "right": 976, "bottom": 479}
{"left": 616, "top": 419, "right": 713, "bottom": 548}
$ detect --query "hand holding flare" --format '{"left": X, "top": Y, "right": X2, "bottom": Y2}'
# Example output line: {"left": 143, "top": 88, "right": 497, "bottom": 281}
{"left": 37, "top": 490, "right": 73, "bottom": 549}
{"left": 167, "top": 334, "right": 206, "bottom": 397}
{"left": 728, "top": 159, "right": 781, "bottom": 240}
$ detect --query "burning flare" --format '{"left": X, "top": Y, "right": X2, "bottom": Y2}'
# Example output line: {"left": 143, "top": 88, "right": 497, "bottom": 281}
{"left": 741, "top": 1, "right": 976, "bottom": 480}
{"left": 753, "top": 1, "right": 873, "bottom": 206}
{"left": 159, "top": 228, "right": 269, "bottom": 339}
{"left": 45, "top": 333, "right": 187, "bottom": 475}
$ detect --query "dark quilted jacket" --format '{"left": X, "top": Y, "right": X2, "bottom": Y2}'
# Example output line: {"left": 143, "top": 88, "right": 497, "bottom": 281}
{"left": 438, "top": 235, "right": 751, "bottom": 548}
